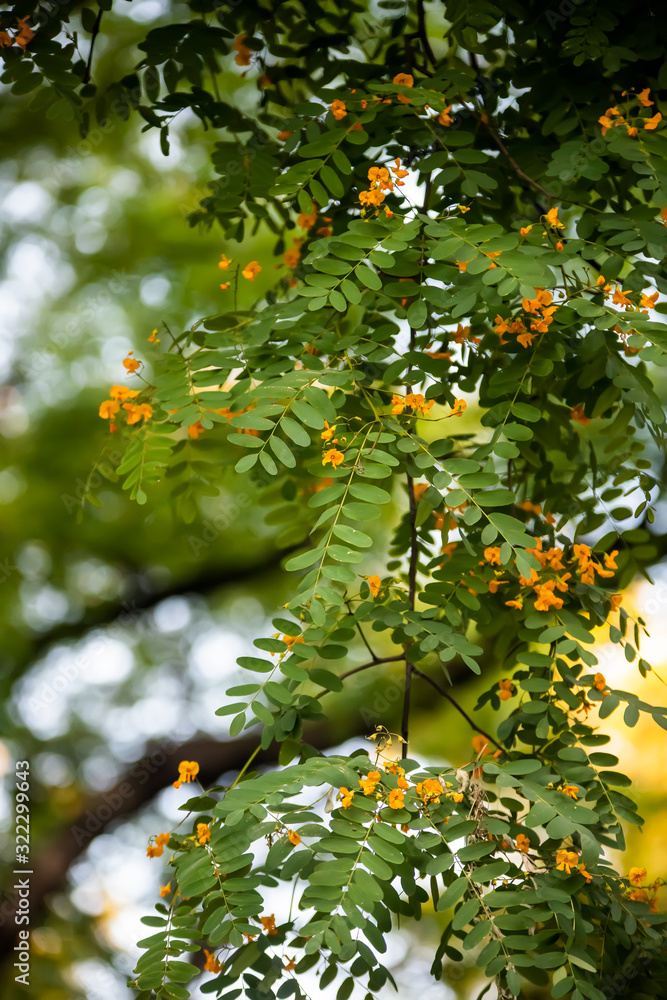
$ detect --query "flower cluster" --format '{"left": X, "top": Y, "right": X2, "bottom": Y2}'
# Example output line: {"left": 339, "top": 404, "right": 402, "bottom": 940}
{"left": 599, "top": 89, "right": 662, "bottom": 136}
{"left": 99, "top": 385, "right": 152, "bottom": 431}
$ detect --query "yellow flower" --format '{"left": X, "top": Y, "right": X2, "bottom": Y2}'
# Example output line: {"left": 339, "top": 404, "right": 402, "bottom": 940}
{"left": 388, "top": 788, "right": 405, "bottom": 809}
{"left": 330, "top": 100, "right": 347, "bottom": 120}
{"left": 556, "top": 849, "right": 579, "bottom": 873}
{"left": 287, "top": 829, "right": 301, "bottom": 846}
{"left": 629, "top": 867, "right": 647, "bottom": 887}
{"left": 367, "top": 574, "right": 382, "bottom": 598}
{"left": 515, "top": 833, "right": 530, "bottom": 854}
{"left": 242, "top": 260, "right": 262, "bottom": 281}
{"left": 322, "top": 448, "right": 344, "bottom": 468}
{"left": 320, "top": 421, "right": 336, "bottom": 441}
{"left": 173, "top": 760, "right": 199, "bottom": 790}
{"left": 197, "top": 823, "right": 211, "bottom": 845}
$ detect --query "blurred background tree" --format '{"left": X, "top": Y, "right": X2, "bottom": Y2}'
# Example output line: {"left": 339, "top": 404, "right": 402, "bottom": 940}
{"left": 0, "top": 1, "right": 666, "bottom": 998}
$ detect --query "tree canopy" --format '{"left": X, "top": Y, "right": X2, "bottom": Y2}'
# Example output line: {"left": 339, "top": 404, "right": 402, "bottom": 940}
{"left": 1, "top": 1, "right": 667, "bottom": 999}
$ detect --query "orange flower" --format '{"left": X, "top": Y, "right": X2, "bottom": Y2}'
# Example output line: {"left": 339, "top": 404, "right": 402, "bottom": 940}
{"left": 578, "top": 864, "right": 592, "bottom": 883}
{"left": 123, "top": 353, "right": 141, "bottom": 372}
{"left": 159, "top": 884, "right": 171, "bottom": 897}
{"left": 197, "top": 823, "right": 211, "bottom": 845}
{"left": 556, "top": 241, "right": 563, "bottom": 251}
{"left": 471, "top": 735, "right": 489, "bottom": 754}
{"left": 644, "top": 112, "right": 662, "bottom": 130}
{"left": 438, "top": 106, "right": 453, "bottom": 126}
{"left": 359, "top": 772, "right": 381, "bottom": 797}
{"left": 610, "top": 593, "right": 623, "bottom": 610}
{"left": 505, "top": 598, "right": 523, "bottom": 610}
{"left": 570, "top": 403, "right": 590, "bottom": 426}
{"left": 173, "top": 760, "right": 199, "bottom": 790}
{"left": 146, "top": 832, "right": 170, "bottom": 858}
{"left": 322, "top": 448, "right": 344, "bottom": 468}
{"left": 520, "top": 225, "right": 533, "bottom": 236}
{"left": 188, "top": 421, "right": 205, "bottom": 439}
{"left": 484, "top": 546, "right": 502, "bottom": 566}
{"left": 515, "top": 833, "right": 530, "bottom": 854}
{"left": 638, "top": 88, "right": 654, "bottom": 107}
{"left": 242, "top": 260, "right": 261, "bottom": 281}
{"left": 99, "top": 399, "right": 120, "bottom": 419}
{"left": 287, "top": 829, "right": 301, "bottom": 846}
{"left": 282, "top": 634, "right": 304, "bottom": 649}
{"left": 393, "top": 73, "right": 414, "bottom": 103}
{"left": 338, "top": 787, "right": 354, "bottom": 809}
{"left": 498, "top": 678, "right": 513, "bottom": 701}
{"left": 261, "top": 914, "right": 278, "bottom": 936}
{"left": 561, "top": 785, "right": 579, "bottom": 800}
{"left": 415, "top": 778, "right": 443, "bottom": 803}
{"left": 367, "top": 575, "right": 382, "bottom": 597}
{"left": 277, "top": 130, "right": 292, "bottom": 141}
{"left": 15, "top": 16, "right": 34, "bottom": 49}
{"left": 320, "top": 420, "right": 336, "bottom": 441}
{"left": 283, "top": 247, "right": 301, "bottom": 269}
{"left": 391, "top": 394, "right": 405, "bottom": 415}
{"left": 545, "top": 206, "right": 565, "bottom": 229}
{"left": 449, "top": 398, "right": 466, "bottom": 417}
{"left": 456, "top": 260, "right": 468, "bottom": 272}
{"left": 556, "top": 849, "right": 579, "bottom": 874}
{"left": 233, "top": 34, "right": 251, "bottom": 66}
{"left": 388, "top": 788, "right": 405, "bottom": 809}
{"left": 640, "top": 290, "right": 659, "bottom": 309}
{"left": 330, "top": 100, "right": 347, "bottom": 120}
{"left": 0, "top": 30, "right": 12, "bottom": 47}
{"left": 219, "top": 254, "right": 232, "bottom": 270}
{"left": 203, "top": 949, "right": 222, "bottom": 973}
{"left": 629, "top": 867, "right": 647, "bottom": 887}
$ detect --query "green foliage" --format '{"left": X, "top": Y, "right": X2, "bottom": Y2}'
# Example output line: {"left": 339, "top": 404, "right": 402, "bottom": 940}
{"left": 6, "top": 0, "right": 667, "bottom": 997}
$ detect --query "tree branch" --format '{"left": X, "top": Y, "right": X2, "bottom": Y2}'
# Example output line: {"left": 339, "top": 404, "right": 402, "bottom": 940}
{"left": 411, "top": 666, "right": 503, "bottom": 751}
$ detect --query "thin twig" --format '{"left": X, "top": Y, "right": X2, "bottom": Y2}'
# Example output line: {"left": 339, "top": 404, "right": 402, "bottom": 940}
{"left": 346, "top": 599, "right": 378, "bottom": 662}
{"left": 416, "top": 0, "right": 436, "bottom": 68}
{"left": 411, "top": 666, "right": 503, "bottom": 751}
{"left": 83, "top": 9, "right": 103, "bottom": 85}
